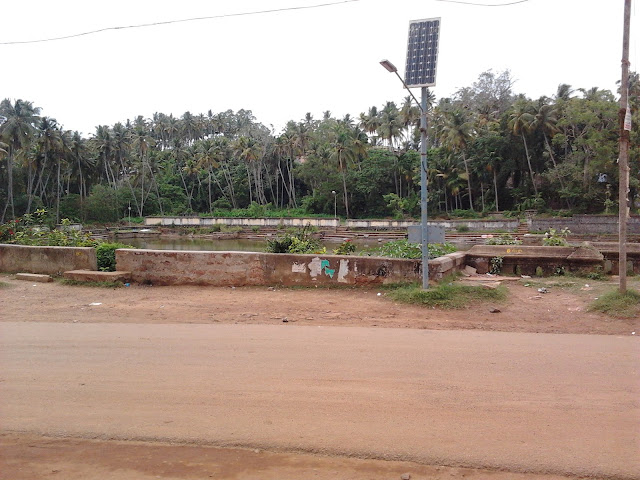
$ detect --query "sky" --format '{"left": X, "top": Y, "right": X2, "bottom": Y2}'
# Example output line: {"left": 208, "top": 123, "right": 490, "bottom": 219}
{"left": 1, "top": 0, "right": 638, "bottom": 137}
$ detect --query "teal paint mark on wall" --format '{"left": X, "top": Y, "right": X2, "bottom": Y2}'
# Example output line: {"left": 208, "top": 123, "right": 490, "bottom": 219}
{"left": 320, "top": 259, "right": 335, "bottom": 278}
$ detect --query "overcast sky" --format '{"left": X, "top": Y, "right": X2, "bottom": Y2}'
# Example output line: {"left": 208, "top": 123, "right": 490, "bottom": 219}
{"left": 1, "top": 0, "right": 637, "bottom": 136}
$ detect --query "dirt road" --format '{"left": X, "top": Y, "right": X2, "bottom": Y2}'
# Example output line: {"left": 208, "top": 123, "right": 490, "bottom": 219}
{"left": 1, "top": 275, "right": 638, "bottom": 334}
{"left": 1, "top": 276, "right": 639, "bottom": 479}
{"left": 2, "top": 320, "right": 638, "bottom": 479}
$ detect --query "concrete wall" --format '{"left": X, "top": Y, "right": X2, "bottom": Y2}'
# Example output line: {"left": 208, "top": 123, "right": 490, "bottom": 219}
{"left": 0, "top": 244, "right": 97, "bottom": 275}
{"left": 532, "top": 215, "right": 640, "bottom": 234}
{"left": 592, "top": 242, "right": 640, "bottom": 274}
{"left": 144, "top": 216, "right": 520, "bottom": 232}
{"left": 145, "top": 217, "right": 339, "bottom": 228}
{"left": 115, "top": 249, "right": 465, "bottom": 287}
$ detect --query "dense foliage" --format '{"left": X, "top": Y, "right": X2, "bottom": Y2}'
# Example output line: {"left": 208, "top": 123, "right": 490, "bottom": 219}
{"left": 1, "top": 70, "right": 637, "bottom": 224}
{"left": 0, "top": 209, "right": 97, "bottom": 246}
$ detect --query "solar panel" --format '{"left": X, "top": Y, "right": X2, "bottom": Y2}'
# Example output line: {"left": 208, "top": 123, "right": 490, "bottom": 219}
{"left": 404, "top": 18, "right": 441, "bottom": 88}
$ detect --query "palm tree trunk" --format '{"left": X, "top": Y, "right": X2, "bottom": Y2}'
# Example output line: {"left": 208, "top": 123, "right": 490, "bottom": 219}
{"left": 2, "top": 152, "right": 15, "bottom": 222}
{"left": 341, "top": 169, "right": 350, "bottom": 218}
{"left": 208, "top": 169, "right": 213, "bottom": 212}
{"left": 55, "top": 158, "right": 61, "bottom": 223}
{"left": 521, "top": 132, "right": 538, "bottom": 195}
{"left": 462, "top": 153, "right": 474, "bottom": 210}
{"left": 493, "top": 169, "right": 499, "bottom": 212}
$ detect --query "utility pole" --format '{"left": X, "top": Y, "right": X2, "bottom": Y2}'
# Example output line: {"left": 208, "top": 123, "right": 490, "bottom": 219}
{"left": 618, "top": 0, "right": 632, "bottom": 294}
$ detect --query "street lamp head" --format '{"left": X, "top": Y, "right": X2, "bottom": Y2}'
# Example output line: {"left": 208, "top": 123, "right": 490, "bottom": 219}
{"left": 379, "top": 59, "right": 397, "bottom": 73}
{"left": 331, "top": 190, "right": 336, "bottom": 195}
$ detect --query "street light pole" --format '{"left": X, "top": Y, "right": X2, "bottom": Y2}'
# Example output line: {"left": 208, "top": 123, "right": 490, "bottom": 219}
{"left": 380, "top": 59, "right": 430, "bottom": 289}
{"left": 332, "top": 190, "right": 337, "bottom": 231}
{"left": 420, "top": 87, "right": 429, "bottom": 289}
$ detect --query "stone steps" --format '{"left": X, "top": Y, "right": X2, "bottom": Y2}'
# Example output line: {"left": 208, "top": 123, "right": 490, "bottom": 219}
{"left": 63, "top": 270, "right": 131, "bottom": 283}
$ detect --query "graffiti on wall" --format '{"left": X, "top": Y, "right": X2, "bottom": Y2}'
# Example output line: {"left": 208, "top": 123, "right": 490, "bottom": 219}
{"left": 292, "top": 257, "right": 350, "bottom": 283}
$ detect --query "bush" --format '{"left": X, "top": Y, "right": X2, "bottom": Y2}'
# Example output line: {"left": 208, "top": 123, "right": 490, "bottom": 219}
{"left": 486, "top": 234, "right": 522, "bottom": 245}
{"left": 2, "top": 211, "right": 97, "bottom": 247}
{"left": 96, "top": 242, "right": 135, "bottom": 272}
{"left": 333, "top": 240, "right": 356, "bottom": 255}
{"left": 543, "top": 228, "right": 570, "bottom": 246}
{"left": 265, "top": 225, "right": 325, "bottom": 254}
{"left": 361, "top": 240, "right": 456, "bottom": 260}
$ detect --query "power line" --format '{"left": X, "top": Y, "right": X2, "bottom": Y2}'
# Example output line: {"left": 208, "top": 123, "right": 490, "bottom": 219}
{"left": 434, "top": 0, "right": 529, "bottom": 6}
{"left": 0, "top": 0, "right": 360, "bottom": 45}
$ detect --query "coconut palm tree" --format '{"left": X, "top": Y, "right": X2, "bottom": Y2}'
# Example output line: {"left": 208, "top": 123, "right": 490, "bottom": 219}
{"left": 0, "top": 99, "right": 41, "bottom": 221}
{"left": 508, "top": 99, "right": 537, "bottom": 195}
{"left": 35, "top": 117, "right": 65, "bottom": 221}
{"left": 440, "top": 110, "right": 475, "bottom": 210}
{"left": 329, "top": 122, "right": 362, "bottom": 218}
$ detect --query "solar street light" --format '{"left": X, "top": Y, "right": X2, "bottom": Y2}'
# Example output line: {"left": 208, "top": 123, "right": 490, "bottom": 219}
{"left": 379, "top": 18, "right": 441, "bottom": 289}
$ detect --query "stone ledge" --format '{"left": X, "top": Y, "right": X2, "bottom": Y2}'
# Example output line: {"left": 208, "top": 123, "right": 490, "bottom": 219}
{"left": 15, "top": 273, "right": 53, "bottom": 283}
{"left": 63, "top": 270, "right": 131, "bottom": 283}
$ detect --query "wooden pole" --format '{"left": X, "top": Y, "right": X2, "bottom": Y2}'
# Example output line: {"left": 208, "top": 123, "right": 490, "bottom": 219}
{"left": 618, "top": 0, "right": 631, "bottom": 293}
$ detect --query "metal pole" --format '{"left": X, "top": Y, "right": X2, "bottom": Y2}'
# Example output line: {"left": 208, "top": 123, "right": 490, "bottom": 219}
{"left": 420, "top": 87, "right": 429, "bottom": 289}
{"left": 618, "top": 0, "right": 631, "bottom": 294}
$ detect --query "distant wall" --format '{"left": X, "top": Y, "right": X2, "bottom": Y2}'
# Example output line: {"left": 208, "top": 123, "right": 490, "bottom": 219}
{"left": 531, "top": 215, "right": 640, "bottom": 234}
{"left": 145, "top": 217, "right": 339, "bottom": 228}
{"left": 115, "top": 249, "right": 465, "bottom": 287}
{"left": 428, "top": 220, "right": 519, "bottom": 231}
{"left": 0, "top": 244, "right": 97, "bottom": 275}
{"left": 143, "top": 216, "right": 521, "bottom": 232}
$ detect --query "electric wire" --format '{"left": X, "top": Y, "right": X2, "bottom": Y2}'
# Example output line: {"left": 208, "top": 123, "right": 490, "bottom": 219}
{"left": 0, "top": 0, "right": 360, "bottom": 45}
{"left": 434, "top": 0, "right": 529, "bottom": 6}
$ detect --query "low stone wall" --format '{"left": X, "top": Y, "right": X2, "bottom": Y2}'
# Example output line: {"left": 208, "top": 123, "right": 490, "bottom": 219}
{"left": 464, "top": 245, "right": 604, "bottom": 276}
{"left": 591, "top": 242, "right": 640, "bottom": 274}
{"left": 115, "top": 249, "right": 465, "bottom": 287}
{"left": 428, "top": 219, "right": 519, "bottom": 231}
{"left": 531, "top": 215, "right": 640, "bottom": 234}
{"left": 0, "top": 244, "right": 97, "bottom": 275}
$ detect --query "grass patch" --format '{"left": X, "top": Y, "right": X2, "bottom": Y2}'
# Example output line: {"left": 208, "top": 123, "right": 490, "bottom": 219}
{"left": 385, "top": 279, "right": 507, "bottom": 309}
{"left": 588, "top": 289, "right": 640, "bottom": 319}
{"left": 519, "top": 275, "right": 608, "bottom": 290}
{"left": 59, "top": 278, "right": 124, "bottom": 288}
{"left": 0, "top": 281, "right": 11, "bottom": 288}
